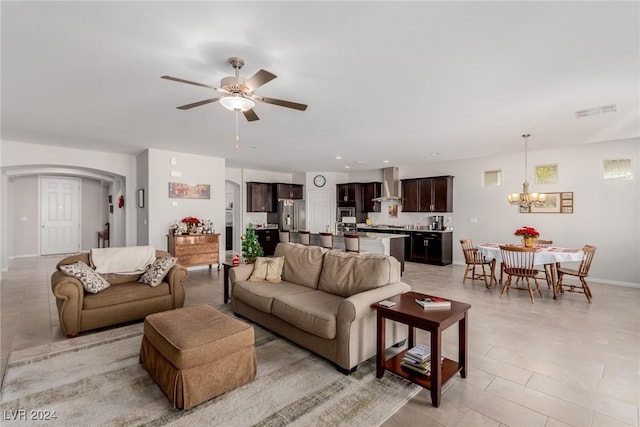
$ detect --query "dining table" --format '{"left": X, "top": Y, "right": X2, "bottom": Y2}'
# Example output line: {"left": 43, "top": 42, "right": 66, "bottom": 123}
{"left": 476, "top": 243, "right": 584, "bottom": 300}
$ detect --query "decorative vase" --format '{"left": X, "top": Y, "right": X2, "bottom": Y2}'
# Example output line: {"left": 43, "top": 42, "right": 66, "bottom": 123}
{"left": 523, "top": 237, "right": 535, "bottom": 247}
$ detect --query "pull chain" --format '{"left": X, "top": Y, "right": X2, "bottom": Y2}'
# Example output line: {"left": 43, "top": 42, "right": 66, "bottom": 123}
{"left": 235, "top": 110, "right": 239, "bottom": 150}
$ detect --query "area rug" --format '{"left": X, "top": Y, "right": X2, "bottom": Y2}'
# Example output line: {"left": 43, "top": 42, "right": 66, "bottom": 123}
{"left": 0, "top": 313, "right": 421, "bottom": 426}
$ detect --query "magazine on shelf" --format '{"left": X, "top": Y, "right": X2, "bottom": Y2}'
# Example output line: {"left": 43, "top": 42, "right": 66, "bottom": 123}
{"left": 415, "top": 296, "right": 451, "bottom": 309}
{"left": 406, "top": 344, "right": 430, "bottom": 362}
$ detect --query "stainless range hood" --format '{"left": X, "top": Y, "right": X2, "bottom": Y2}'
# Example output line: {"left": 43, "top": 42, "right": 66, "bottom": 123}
{"left": 372, "top": 167, "right": 401, "bottom": 202}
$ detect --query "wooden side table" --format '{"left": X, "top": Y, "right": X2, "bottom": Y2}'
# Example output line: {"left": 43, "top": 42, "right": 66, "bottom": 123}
{"left": 372, "top": 291, "right": 471, "bottom": 407}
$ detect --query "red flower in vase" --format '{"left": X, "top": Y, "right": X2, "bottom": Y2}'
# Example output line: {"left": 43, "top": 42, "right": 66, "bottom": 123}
{"left": 514, "top": 226, "right": 540, "bottom": 239}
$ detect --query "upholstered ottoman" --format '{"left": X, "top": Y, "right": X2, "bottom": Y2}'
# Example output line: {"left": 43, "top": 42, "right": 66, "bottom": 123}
{"left": 139, "top": 304, "right": 257, "bottom": 409}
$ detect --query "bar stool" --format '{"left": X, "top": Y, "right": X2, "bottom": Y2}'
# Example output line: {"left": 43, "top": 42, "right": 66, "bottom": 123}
{"left": 319, "top": 232, "right": 334, "bottom": 249}
{"left": 343, "top": 233, "right": 360, "bottom": 253}
{"left": 279, "top": 230, "right": 290, "bottom": 243}
{"left": 297, "top": 230, "right": 311, "bottom": 245}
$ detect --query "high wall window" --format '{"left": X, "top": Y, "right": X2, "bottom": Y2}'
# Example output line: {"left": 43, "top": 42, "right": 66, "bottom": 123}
{"left": 483, "top": 170, "right": 502, "bottom": 187}
{"left": 535, "top": 164, "right": 558, "bottom": 184}
{"left": 603, "top": 158, "right": 633, "bottom": 180}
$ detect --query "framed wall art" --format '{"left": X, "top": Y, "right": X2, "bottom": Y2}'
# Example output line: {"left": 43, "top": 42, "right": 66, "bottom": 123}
{"left": 168, "top": 182, "right": 211, "bottom": 199}
{"left": 521, "top": 192, "right": 574, "bottom": 214}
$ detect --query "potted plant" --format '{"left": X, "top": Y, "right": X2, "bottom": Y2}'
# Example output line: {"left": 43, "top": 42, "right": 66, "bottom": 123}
{"left": 514, "top": 226, "right": 540, "bottom": 247}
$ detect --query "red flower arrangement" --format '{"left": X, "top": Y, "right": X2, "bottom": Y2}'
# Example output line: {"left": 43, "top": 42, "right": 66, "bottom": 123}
{"left": 514, "top": 226, "right": 540, "bottom": 239}
{"left": 181, "top": 216, "right": 200, "bottom": 226}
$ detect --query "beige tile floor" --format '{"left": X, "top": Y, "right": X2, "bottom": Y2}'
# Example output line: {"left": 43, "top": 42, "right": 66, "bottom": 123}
{"left": 1, "top": 255, "right": 638, "bottom": 427}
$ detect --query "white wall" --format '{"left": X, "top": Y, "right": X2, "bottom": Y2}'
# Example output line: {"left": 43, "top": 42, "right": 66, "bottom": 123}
{"left": 10, "top": 175, "right": 38, "bottom": 256}
{"left": 368, "top": 138, "right": 639, "bottom": 286}
{"left": 146, "top": 149, "right": 225, "bottom": 261}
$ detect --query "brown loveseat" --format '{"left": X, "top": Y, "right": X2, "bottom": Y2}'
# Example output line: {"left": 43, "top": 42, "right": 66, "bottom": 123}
{"left": 230, "top": 242, "right": 411, "bottom": 372}
{"left": 51, "top": 249, "right": 187, "bottom": 337}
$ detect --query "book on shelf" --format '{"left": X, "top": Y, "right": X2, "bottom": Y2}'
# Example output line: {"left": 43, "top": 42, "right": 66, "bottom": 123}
{"left": 400, "top": 356, "right": 445, "bottom": 377}
{"left": 415, "top": 296, "right": 451, "bottom": 309}
{"left": 406, "top": 344, "right": 430, "bottom": 362}
{"left": 401, "top": 360, "right": 430, "bottom": 376}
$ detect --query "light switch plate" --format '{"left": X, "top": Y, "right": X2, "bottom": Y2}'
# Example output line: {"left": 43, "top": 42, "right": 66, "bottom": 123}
{"left": 170, "top": 170, "right": 182, "bottom": 177}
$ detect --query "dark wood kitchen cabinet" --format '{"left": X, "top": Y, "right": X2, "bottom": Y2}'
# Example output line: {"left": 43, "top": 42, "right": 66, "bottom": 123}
{"left": 255, "top": 228, "right": 279, "bottom": 256}
{"left": 337, "top": 183, "right": 357, "bottom": 207}
{"left": 409, "top": 231, "right": 452, "bottom": 265}
{"left": 275, "top": 183, "right": 304, "bottom": 200}
{"left": 247, "top": 182, "right": 274, "bottom": 213}
{"left": 361, "top": 182, "right": 382, "bottom": 213}
{"left": 401, "top": 176, "right": 454, "bottom": 213}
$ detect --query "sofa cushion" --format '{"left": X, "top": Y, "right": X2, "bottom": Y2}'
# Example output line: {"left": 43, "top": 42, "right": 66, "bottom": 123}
{"left": 318, "top": 250, "right": 401, "bottom": 297}
{"left": 60, "top": 261, "right": 110, "bottom": 294}
{"left": 138, "top": 257, "right": 177, "bottom": 287}
{"left": 272, "top": 291, "right": 344, "bottom": 339}
{"left": 83, "top": 281, "right": 170, "bottom": 309}
{"left": 233, "top": 281, "right": 313, "bottom": 313}
{"left": 249, "top": 256, "right": 285, "bottom": 283}
{"left": 102, "top": 273, "right": 142, "bottom": 285}
{"left": 274, "top": 242, "right": 327, "bottom": 289}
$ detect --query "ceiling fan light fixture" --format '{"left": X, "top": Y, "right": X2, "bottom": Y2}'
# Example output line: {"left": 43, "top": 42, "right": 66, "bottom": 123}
{"left": 219, "top": 95, "right": 255, "bottom": 112}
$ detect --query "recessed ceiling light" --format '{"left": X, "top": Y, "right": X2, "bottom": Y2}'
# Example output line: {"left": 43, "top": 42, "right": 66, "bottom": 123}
{"left": 345, "top": 165, "right": 350, "bottom": 169}
{"left": 336, "top": 156, "right": 342, "bottom": 160}
{"left": 430, "top": 152, "right": 439, "bottom": 156}
{"left": 383, "top": 160, "right": 390, "bottom": 163}
{"left": 575, "top": 104, "right": 617, "bottom": 118}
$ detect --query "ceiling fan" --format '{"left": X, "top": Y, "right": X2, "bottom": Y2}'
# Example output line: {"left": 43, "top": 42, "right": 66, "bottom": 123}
{"left": 161, "top": 57, "right": 307, "bottom": 122}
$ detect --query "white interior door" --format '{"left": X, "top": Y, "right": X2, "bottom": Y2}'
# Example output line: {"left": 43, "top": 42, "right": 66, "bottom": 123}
{"left": 41, "top": 177, "right": 81, "bottom": 255}
{"left": 306, "top": 191, "right": 333, "bottom": 233}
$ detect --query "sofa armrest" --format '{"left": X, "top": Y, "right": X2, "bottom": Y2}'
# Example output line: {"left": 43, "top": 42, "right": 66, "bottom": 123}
{"left": 165, "top": 264, "right": 188, "bottom": 308}
{"left": 51, "top": 270, "right": 85, "bottom": 336}
{"left": 228, "top": 264, "right": 255, "bottom": 294}
{"left": 337, "top": 282, "right": 411, "bottom": 323}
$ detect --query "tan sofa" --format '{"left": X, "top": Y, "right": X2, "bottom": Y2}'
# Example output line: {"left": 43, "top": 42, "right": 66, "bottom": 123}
{"left": 230, "top": 242, "right": 411, "bottom": 372}
{"left": 51, "top": 250, "right": 187, "bottom": 337}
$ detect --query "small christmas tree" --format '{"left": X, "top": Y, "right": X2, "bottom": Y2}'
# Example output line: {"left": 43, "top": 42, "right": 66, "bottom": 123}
{"left": 242, "top": 223, "right": 264, "bottom": 261}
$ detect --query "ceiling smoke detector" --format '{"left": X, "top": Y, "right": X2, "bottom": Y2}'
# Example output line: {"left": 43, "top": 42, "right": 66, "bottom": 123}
{"left": 575, "top": 104, "right": 617, "bottom": 118}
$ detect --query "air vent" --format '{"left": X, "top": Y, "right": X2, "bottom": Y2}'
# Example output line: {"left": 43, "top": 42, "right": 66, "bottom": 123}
{"left": 575, "top": 104, "right": 617, "bottom": 118}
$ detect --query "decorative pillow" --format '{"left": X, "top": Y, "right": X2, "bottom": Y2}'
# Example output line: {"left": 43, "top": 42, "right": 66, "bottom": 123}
{"left": 138, "top": 257, "right": 177, "bottom": 287}
{"left": 60, "top": 261, "right": 110, "bottom": 294}
{"left": 249, "top": 256, "right": 285, "bottom": 283}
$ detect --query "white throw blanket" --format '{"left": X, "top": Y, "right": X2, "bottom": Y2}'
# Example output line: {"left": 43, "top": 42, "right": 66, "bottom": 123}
{"left": 91, "top": 246, "right": 156, "bottom": 274}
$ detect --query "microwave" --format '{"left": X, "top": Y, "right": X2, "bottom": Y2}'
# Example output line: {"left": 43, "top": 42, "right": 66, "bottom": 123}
{"left": 337, "top": 207, "right": 355, "bottom": 222}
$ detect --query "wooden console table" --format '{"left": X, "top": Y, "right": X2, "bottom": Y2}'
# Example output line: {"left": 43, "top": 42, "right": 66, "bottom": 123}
{"left": 167, "top": 234, "right": 220, "bottom": 268}
{"left": 372, "top": 291, "right": 470, "bottom": 407}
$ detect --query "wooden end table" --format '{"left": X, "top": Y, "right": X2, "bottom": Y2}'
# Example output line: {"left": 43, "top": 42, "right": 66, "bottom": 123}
{"left": 221, "top": 255, "right": 244, "bottom": 304}
{"left": 372, "top": 291, "right": 471, "bottom": 407}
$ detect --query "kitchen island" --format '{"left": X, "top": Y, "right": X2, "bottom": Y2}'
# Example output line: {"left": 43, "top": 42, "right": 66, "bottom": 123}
{"left": 289, "top": 231, "right": 408, "bottom": 274}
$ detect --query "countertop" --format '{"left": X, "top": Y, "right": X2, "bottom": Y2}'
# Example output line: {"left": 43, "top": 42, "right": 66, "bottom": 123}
{"left": 290, "top": 230, "right": 408, "bottom": 239}
{"left": 357, "top": 225, "right": 453, "bottom": 233}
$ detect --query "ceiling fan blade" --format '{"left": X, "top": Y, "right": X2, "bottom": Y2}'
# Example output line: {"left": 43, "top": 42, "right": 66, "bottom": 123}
{"left": 242, "top": 109, "right": 260, "bottom": 122}
{"left": 254, "top": 95, "right": 308, "bottom": 111}
{"left": 161, "top": 75, "right": 227, "bottom": 92}
{"left": 244, "top": 69, "right": 277, "bottom": 91}
{"left": 176, "top": 97, "right": 220, "bottom": 110}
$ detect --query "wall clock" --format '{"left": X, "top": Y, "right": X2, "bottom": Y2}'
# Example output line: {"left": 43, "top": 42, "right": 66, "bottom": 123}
{"left": 313, "top": 175, "right": 326, "bottom": 187}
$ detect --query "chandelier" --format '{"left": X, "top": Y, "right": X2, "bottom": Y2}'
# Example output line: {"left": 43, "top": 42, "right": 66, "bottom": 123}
{"left": 507, "top": 134, "right": 546, "bottom": 208}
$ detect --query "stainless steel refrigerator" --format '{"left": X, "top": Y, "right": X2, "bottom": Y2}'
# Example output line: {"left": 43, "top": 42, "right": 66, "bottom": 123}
{"left": 278, "top": 200, "right": 305, "bottom": 231}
